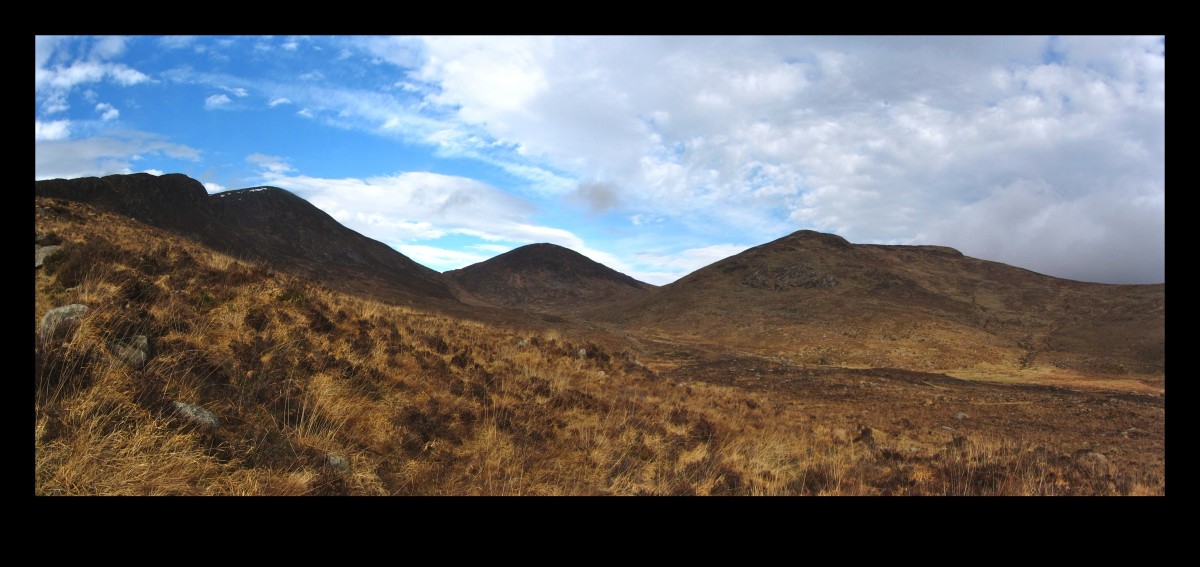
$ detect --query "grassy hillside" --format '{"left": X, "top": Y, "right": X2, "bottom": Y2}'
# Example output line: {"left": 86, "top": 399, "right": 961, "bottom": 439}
{"left": 34, "top": 198, "right": 1164, "bottom": 495}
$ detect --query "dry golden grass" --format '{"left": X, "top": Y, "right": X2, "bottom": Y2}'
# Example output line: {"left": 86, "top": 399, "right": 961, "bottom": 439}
{"left": 33, "top": 198, "right": 1164, "bottom": 496}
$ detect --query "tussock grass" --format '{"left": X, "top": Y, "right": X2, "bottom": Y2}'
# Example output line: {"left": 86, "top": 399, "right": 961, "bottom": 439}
{"left": 34, "top": 198, "right": 1164, "bottom": 496}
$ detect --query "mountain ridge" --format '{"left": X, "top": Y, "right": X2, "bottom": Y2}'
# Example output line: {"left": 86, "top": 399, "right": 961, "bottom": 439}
{"left": 35, "top": 174, "right": 459, "bottom": 305}
{"left": 35, "top": 172, "right": 1164, "bottom": 390}
{"left": 444, "top": 242, "right": 655, "bottom": 314}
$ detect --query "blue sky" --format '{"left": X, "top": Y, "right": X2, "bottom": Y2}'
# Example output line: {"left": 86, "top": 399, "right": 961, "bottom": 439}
{"left": 35, "top": 36, "right": 1165, "bottom": 285}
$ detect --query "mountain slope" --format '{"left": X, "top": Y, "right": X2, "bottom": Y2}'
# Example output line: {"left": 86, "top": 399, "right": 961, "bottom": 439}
{"left": 208, "top": 186, "right": 454, "bottom": 302}
{"left": 597, "top": 230, "right": 1164, "bottom": 388}
{"left": 444, "top": 243, "right": 656, "bottom": 313}
{"left": 35, "top": 173, "right": 458, "bottom": 305}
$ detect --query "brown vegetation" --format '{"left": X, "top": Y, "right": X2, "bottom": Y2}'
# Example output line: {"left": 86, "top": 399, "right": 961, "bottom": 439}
{"left": 34, "top": 198, "right": 1164, "bottom": 495}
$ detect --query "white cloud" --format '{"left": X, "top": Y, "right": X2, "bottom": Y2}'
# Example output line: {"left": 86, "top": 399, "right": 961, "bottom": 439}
{"left": 42, "top": 93, "right": 69, "bottom": 114}
{"left": 36, "top": 36, "right": 151, "bottom": 99}
{"left": 37, "top": 60, "right": 151, "bottom": 91}
{"left": 371, "top": 35, "right": 1164, "bottom": 283}
{"left": 51, "top": 36, "right": 1160, "bottom": 285}
{"left": 88, "top": 36, "right": 129, "bottom": 60}
{"left": 632, "top": 244, "right": 753, "bottom": 284}
{"left": 35, "top": 130, "right": 201, "bottom": 180}
{"left": 282, "top": 41, "right": 299, "bottom": 51}
{"left": 395, "top": 245, "right": 491, "bottom": 272}
{"left": 141, "top": 168, "right": 164, "bottom": 176}
{"left": 245, "top": 153, "right": 294, "bottom": 173}
{"left": 95, "top": 102, "right": 119, "bottom": 121}
{"left": 204, "top": 93, "right": 231, "bottom": 109}
{"left": 239, "top": 165, "right": 625, "bottom": 270}
{"left": 35, "top": 120, "right": 71, "bottom": 141}
{"left": 222, "top": 86, "right": 249, "bottom": 97}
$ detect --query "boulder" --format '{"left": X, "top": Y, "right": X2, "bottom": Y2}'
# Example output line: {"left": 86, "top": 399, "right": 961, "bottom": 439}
{"left": 35, "top": 245, "right": 62, "bottom": 269}
{"left": 36, "top": 245, "right": 62, "bottom": 268}
{"left": 111, "top": 335, "right": 152, "bottom": 369}
{"left": 39, "top": 304, "right": 89, "bottom": 343}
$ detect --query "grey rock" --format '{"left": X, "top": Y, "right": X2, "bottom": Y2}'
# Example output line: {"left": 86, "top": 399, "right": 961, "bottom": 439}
{"left": 111, "top": 335, "right": 152, "bottom": 369}
{"left": 35, "top": 245, "right": 62, "bottom": 268}
{"left": 171, "top": 401, "right": 220, "bottom": 430}
{"left": 577, "top": 348, "right": 587, "bottom": 359}
{"left": 39, "top": 304, "right": 89, "bottom": 343}
{"left": 516, "top": 338, "right": 530, "bottom": 347}
{"left": 326, "top": 453, "right": 350, "bottom": 473}
{"left": 954, "top": 411, "right": 969, "bottom": 421}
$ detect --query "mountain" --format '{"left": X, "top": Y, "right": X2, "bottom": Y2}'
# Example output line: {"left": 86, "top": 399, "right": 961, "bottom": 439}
{"left": 207, "top": 186, "right": 453, "bottom": 302}
{"left": 35, "top": 173, "right": 458, "bottom": 305}
{"left": 35, "top": 194, "right": 1165, "bottom": 495}
{"left": 597, "top": 230, "right": 1164, "bottom": 387}
{"left": 444, "top": 243, "right": 656, "bottom": 313}
{"left": 33, "top": 176, "right": 1165, "bottom": 495}
{"left": 33, "top": 173, "right": 1164, "bottom": 390}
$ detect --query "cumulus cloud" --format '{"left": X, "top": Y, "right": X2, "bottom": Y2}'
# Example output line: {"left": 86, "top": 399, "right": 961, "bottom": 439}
{"left": 204, "top": 93, "right": 232, "bottom": 109}
{"left": 95, "top": 102, "right": 119, "bottom": 121}
{"left": 36, "top": 36, "right": 151, "bottom": 96}
{"left": 35, "top": 120, "right": 71, "bottom": 141}
{"left": 371, "top": 35, "right": 1164, "bottom": 283}
{"left": 42, "top": 93, "right": 69, "bottom": 114}
{"left": 203, "top": 182, "right": 226, "bottom": 193}
{"left": 35, "top": 36, "right": 1161, "bottom": 286}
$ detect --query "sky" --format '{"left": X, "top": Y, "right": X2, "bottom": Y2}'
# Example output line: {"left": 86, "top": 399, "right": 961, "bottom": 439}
{"left": 34, "top": 35, "right": 1165, "bottom": 285}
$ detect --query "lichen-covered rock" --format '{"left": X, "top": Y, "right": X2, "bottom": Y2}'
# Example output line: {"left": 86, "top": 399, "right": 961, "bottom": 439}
{"left": 39, "top": 304, "right": 89, "bottom": 343}
{"left": 171, "top": 401, "right": 220, "bottom": 430}
{"left": 35, "top": 245, "right": 62, "bottom": 268}
{"left": 111, "top": 335, "right": 152, "bottom": 369}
